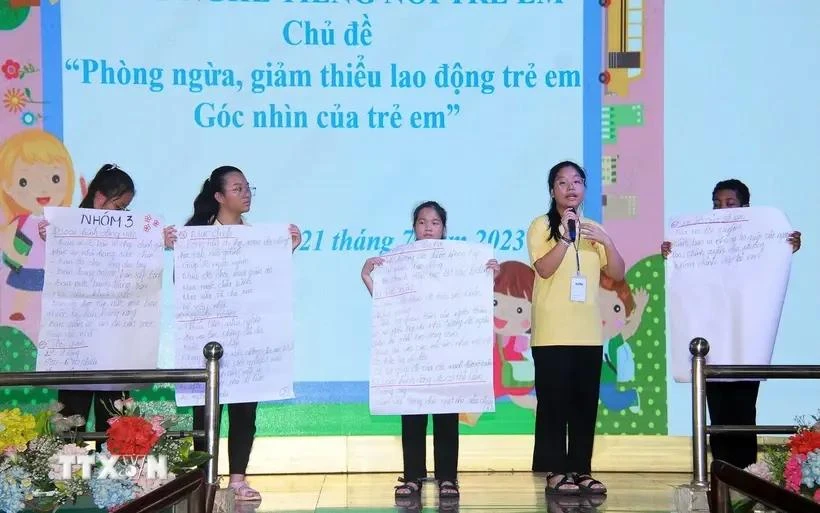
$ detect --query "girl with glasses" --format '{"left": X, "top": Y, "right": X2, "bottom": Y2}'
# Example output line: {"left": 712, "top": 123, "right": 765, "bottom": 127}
{"left": 184, "top": 165, "right": 301, "bottom": 502}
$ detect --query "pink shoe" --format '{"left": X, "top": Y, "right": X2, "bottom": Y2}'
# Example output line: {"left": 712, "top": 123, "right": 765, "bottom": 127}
{"left": 229, "top": 480, "right": 261, "bottom": 502}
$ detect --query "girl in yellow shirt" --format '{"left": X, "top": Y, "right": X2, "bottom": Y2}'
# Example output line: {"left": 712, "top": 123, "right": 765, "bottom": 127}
{"left": 526, "top": 161, "right": 625, "bottom": 496}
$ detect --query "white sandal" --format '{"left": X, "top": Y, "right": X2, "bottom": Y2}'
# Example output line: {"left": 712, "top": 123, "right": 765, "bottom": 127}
{"left": 229, "top": 480, "right": 261, "bottom": 501}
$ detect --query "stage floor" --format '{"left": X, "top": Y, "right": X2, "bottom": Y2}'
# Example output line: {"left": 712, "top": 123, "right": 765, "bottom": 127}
{"left": 231, "top": 472, "right": 689, "bottom": 512}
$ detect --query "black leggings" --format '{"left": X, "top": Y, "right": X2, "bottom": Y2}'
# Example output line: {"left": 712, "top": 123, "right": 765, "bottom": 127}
{"left": 401, "top": 413, "right": 459, "bottom": 482}
{"left": 532, "top": 346, "right": 602, "bottom": 474}
{"left": 193, "top": 402, "right": 257, "bottom": 475}
{"left": 58, "top": 390, "right": 130, "bottom": 433}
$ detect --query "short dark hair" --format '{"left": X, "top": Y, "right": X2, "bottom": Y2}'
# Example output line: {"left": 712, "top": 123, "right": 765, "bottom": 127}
{"left": 713, "top": 179, "right": 750, "bottom": 206}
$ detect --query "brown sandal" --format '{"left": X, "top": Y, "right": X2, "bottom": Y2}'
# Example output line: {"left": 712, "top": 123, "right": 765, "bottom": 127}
{"left": 394, "top": 477, "right": 422, "bottom": 498}
{"left": 438, "top": 480, "right": 460, "bottom": 498}
{"left": 545, "top": 473, "right": 580, "bottom": 496}
{"left": 573, "top": 473, "right": 607, "bottom": 495}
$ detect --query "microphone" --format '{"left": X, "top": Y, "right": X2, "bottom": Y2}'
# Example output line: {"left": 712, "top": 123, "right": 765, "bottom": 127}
{"left": 567, "top": 207, "right": 577, "bottom": 242}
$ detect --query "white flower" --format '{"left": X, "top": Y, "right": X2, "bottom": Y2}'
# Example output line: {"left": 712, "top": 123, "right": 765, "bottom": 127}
{"left": 114, "top": 398, "right": 136, "bottom": 414}
{"left": 745, "top": 461, "right": 773, "bottom": 482}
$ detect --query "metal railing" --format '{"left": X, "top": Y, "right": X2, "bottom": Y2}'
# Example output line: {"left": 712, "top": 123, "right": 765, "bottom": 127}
{"left": 117, "top": 469, "right": 206, "bottom": 513}
{"left": 689, "top": 337, "right": 820, "bottom": 487}
{"left": 710, "top": 459, "right": 820, "bottom": 513}
{"left": 0, "top": 342, "right": 223, "bottom": 505}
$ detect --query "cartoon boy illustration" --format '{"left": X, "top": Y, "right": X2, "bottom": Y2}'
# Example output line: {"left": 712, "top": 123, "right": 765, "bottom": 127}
{"left": 598, "top": 272, "right": 648, "bottom": 414}
{"left": 0, "top": 128, "right": 76, "bottom": 326}
{"left": 461, "top": 260, "right": 536, "bottom": 426}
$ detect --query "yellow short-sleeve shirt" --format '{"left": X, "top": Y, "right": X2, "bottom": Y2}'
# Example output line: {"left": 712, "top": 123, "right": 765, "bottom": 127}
{"left": 526, "top": 215, "right": 609, "bottom": 347}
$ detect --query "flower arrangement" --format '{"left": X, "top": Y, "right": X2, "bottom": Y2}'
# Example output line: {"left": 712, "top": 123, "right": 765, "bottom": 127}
{"left": 0, "top": 398, "right": 210, "bottom": 513}
{"left": 743, "top": 411, "right": 820, "bottom": 506}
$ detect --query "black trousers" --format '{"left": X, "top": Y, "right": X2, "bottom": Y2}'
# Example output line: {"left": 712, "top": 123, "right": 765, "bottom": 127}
{"left": 532, "top": 346, "right": 602, "bottom": 474}
{"left": 706, "top": 381, "right": 760, "bottom": 469}
{"left": 401, "top": 413, "right": 459, "bottom": 482}
{"left": 193, "top": 402, "right": 258, "bottom": 475}
{"left": 58, "top": 390, "right": 130, "bottom": 433}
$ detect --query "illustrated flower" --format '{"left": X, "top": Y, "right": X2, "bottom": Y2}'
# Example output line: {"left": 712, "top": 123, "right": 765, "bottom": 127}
{"left": 0, "top": 408, "right": 37, "bottom": 453}
{"left": 745, "top": 461, "right": 773, "bottom": 482}
{"left": 2, "top": 59, "right": 21, "bottom": 79}
{"left": 784, "top": 453, "right": 806, "bottom": 493}
{"left": 20, "top": 111, "right": 37, "bottom": 126}
{"left": 3, "top": 88, "right": 27, "bottom": 113}
{"left": 788, "top": 429, "right": 820, "bottom": 455}
{"left": 106, "top": 416, "right": 161, "bottom": 456}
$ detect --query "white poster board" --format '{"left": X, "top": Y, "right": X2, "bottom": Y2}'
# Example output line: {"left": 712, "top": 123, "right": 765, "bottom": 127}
{"left": 667, "top": 207, "right": 793, "bottom": 382}
{"left": 369, "top": 239, "right": 495, "bottom": 415}
{"left": 37, "top": 207, "right": 163, "bottom": 390}
{"left": 173, "top": 224, "right": 295, "bottom": 406}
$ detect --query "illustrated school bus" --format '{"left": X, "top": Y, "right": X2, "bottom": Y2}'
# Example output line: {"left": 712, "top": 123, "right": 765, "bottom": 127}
{"left": 600, "top": 0, "right": 644, "bottom": 97}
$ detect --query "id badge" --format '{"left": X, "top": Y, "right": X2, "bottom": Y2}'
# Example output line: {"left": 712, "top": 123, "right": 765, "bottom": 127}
{"left": 570, "top": 275, "right": 587, "bottom": 303}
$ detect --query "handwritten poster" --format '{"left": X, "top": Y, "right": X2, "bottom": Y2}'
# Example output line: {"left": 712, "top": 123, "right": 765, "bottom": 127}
{"left": 173, "top": 224, "right": 294, "bottom": 406}
{"left": 369, "top": 239, "right": 495, "bottom": 415}
{"left": 667, "top": 207, "right": 793, "bottom": 382}
{"left": 37, "top": 207, "right": 164, "bottom": 390}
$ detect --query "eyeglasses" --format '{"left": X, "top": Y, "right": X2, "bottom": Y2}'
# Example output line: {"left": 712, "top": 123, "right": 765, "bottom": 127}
{"left": 229, "top": 185, "right": 256, "bottom": 197}
{"left": 104, "top": 198, "right": 129, "bottom": 211}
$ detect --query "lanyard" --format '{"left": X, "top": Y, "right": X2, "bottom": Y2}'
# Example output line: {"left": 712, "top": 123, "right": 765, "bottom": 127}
{"left": 573, "top": 237, "right": 581, "bottom": 274}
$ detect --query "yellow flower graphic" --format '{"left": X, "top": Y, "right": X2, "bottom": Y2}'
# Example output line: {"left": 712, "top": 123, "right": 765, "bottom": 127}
{"left": 3, "top": 88, "right": 28, "bottom": 114}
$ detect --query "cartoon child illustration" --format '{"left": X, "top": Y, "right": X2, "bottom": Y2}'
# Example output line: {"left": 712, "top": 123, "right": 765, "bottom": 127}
{"left": 461, "top": 260, "right": 536, "bottom": 426}
{"left": 598, "top": 272, "right": 649, "bottom": 414}
{"left": 0, "top": 128, "right": 75, "bottom": 324}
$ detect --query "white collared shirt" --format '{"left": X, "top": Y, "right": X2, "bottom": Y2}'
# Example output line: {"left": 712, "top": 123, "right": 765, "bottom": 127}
{"left": 213, "top": 216, "right": 249, "bottom": 226}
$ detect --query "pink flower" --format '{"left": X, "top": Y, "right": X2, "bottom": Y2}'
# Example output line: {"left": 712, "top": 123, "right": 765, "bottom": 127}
{"left": 814, "top": 489, "right": 820, "bottom": 503}
{"left": 2, "top": 59, "right": 20, "bottom": 79}
{"left": 149, "top": 416, "right": 166, "bottom": 437}
{"left": 785, "top": 454, "right": 806, "bottom": 493}
{"left": 134, "top": 472, "right": 176, "bottom": 495}
{"left": 113, "top": 397, "right": 135, "bottom": 413}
